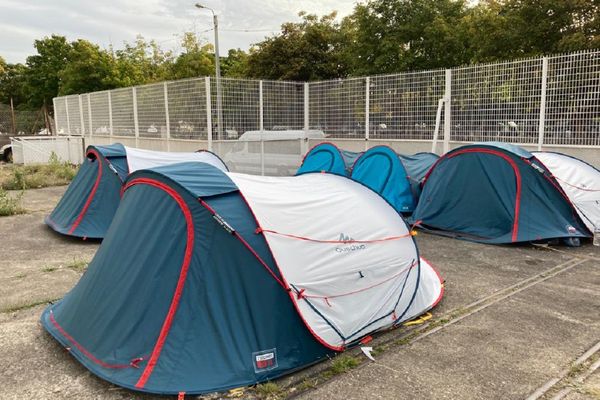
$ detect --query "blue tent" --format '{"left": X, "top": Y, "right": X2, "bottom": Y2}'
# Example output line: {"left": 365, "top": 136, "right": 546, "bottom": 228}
{"left": 296, "top": 142, "right": 363, "bottom": 176}
{"left": 46, "top": 144, "right": 228, "bottom": 239}
{"left": 41, "top": 162, "right": 444, "bottom": 395}
{"left": 45, "top": 144, "right": 128, "bottom": 239}
{"left": 411, "top": 142, "right": 589, "bottom": 244}
{"left": 351, "top": 146, "right": 439, "bottom": 213}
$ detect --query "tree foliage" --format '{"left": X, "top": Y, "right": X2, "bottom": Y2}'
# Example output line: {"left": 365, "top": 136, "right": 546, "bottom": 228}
{"left": 244, "top": 12, "right": 349, "bottom": 80}
{"left": 0, "top": 0, "right": 597, "bottom": 110}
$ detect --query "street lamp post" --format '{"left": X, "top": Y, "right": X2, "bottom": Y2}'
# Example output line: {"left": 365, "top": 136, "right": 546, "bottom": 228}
{"left": 195, "top": 3, "right": 223, "bottom": 141}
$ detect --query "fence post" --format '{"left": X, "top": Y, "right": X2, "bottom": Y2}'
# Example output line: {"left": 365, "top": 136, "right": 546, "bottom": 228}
{"left": 52, "top": 98, "right": 59, "bottom": 135}
{"left": 78, "top": 95, "right": 85, "bottom": 135}
{"left": 108, "top": 91, "right": 113, "bottom": 141}
{"left": 259, "top": 80, "right": 264, "bottom": 132}
{"left": 132, "top": 87, "right": 139, "bottom": 147}
{"left": 365, "top": 77, "right": 370, "bottom": 151}
{"left": 537, "top": 57, "right": 548, "bottom": 151}
{"left": 205, "top": 77, "right": 213, "bottom": 152}
{"left": 87, "top": 95, "right": 93, "bottom": 137}
{"left": 164, "top": 82, "right": 171, "bottom": 151}
{"left": 303, "top": 82, "right": 309, "bottom": 132}
{"left": 258, "top": 81, "right": 265, "bottom": 174}
{"left": 443, "top": 69, "right": 452, "bottom": 154}
{"left": 260, "top": 140, "right": 265, "bottom": 176}
{"left": 65, "top": 97, "right": 71, "bottom": 135}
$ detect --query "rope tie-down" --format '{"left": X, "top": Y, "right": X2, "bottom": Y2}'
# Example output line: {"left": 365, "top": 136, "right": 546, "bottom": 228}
{"left": 293, "top": 260, "right": 418, "bottom": 308}
{"left": 255, "top": 227, "right": 417, "bottom": 243}
{"left": 554, "top": 176, "right": 600, "bottom": 192}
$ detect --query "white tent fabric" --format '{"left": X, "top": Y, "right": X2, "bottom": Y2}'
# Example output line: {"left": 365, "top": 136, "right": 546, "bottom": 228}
{"left": 228, "top": 172, "right": 443, "bottom": 349}
{"left": 125, "top": 147, "right": 227, "bottom": 173}
{"left": 535, "top": 152, "right": 600, "bottom": 232}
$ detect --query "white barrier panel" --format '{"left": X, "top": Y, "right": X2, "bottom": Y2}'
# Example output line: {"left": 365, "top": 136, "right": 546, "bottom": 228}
{"left": 10, "top": 136, "right": 84, "bottom": 165}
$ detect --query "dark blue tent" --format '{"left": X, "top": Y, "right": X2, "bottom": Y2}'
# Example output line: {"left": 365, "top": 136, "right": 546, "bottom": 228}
{"left": 296, "top": 142, "right": 362, "bottom": 176}
{"left": 41, "top": 162, "right": 444, "bottom": 395}
{"left": 46, "top": 144, "right": 228, "bottom": 239}
{"left": 411, "top": 142, "right": 589, "bottom": 244}
{"left": 351, "top": 146, "right": 439, "bottom": 213}
{"left": 45, "top": 144, "right": 128, "bottom": 239}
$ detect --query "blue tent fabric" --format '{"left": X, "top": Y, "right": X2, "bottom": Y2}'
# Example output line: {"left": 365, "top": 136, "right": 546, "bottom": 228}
{"left": 41, "top": 163, "right": 333, "bottom": 395}
{"left": 351, "top": 146, "right": 439, "bottom": 213}
{"left": 411, "top": 143, "right": 588, "bottom": 244}
{"left": 296, "top": 143, "right": 362, "bottom": 176}
{"left": 45, "top": 144, "right": 229, "bottom": 239}
{"left": 474, "top": 141, "right": 533, "bottom": 159}
{"left": 45, "top": 144, "right": 128, "bottom": 239}
{"left": 297, "top": 144, "right": 438, "bottom": 213}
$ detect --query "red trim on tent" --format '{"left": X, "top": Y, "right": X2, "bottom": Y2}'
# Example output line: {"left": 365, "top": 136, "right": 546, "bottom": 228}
{"left": 68, "top": 149, "right": 103, "bottom": 234}
{"left": 446, "top": 148, "right": 522, "bottom": 242}
{"left": 197, "top": 198, "right": 286, "bottom": 289}
{"left": 235, "top": 190, "right": 346, "bottom": 352}
{"left": 301, "top": 261, "right": 417, "bottom": 301}
{"left": 49, "top": 311, "right": 133, "bottom": 369}
{"left": 420, "top": 257, "right": 445, "bottom": 309}
{"left": 123, "top": 178, "right": 195, "bottom": 389}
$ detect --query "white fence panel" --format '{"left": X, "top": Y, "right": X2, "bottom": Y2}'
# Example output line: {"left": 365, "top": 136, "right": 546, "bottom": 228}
{"left": 11, "top": 136, "right": 84, "bottom": 165}
{"left": 52, "top": 49, "right": 600, "bottom": 169}
{"left": 544, "top": 51, "right": 600, "bottom": 146}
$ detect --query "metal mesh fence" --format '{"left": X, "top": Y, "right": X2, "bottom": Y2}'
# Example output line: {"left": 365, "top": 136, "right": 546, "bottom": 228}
{"left": 167, "top": 78, "right": 207, "bottom": 140}
{"left": 212, "top": 78, "right": 260, "bottom": 139}
{"left": 263, "top": 81, "right": 305, "bottom": 131}
{"left": 451, "top": 58, "right": 543, "bottom": 144}
{"left": 110, "top": 87, "right": 135, "bottom": 136}
{"left": 215, "top": 139, "right": 305, "bottom": 176}
{"left": 65, "top": 95, "right": 83, "bottom": 135}
{"left": 89, "top": 91, "right": 110, "bottom": 135}
{"left": 137, "top": 83, "right": 167, "bottom": 138}
{"left": 53, "top": 49, "right": 600, "bottom": 148}
{"left": 370, "top": 70, "right": 446, "bottom": 140}
{"left": 309, "top": 78, "right": 366, "bottom": 138}
{"left": 80, "top": 93, "right": 90, "bottom": 136}
{"left": 545, "top": 51, "right": 600, "bottom": 146}
{"left": 0, "top": 104, "right": 47, "bottom": 136}
{"left": 53, "top": 98, "right": 68, "bottom": 134}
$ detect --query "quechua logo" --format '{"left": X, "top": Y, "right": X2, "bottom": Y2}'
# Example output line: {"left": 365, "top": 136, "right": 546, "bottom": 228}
{"left": 335, "top": 233, "right": 366, "bottom": 253}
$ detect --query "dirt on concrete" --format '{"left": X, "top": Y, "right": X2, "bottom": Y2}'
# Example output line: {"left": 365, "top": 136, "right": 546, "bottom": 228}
{"left": 0, "top": 186, "right": 599, "bottom": 400}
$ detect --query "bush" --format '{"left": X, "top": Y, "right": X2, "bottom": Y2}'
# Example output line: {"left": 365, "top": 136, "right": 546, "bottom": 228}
{"left": 0, "top": 188, "right": 24, "bottom": 216}
{"left": 0, "top": 153, "right": 78, "bottom": 190}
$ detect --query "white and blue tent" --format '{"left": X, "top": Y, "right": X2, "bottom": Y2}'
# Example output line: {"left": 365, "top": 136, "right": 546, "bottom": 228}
{"left": 42, "top": 162, "right": 444, "bottom": 395}
{"left": 534, "top": 151, "right": 600, "bottom": 232}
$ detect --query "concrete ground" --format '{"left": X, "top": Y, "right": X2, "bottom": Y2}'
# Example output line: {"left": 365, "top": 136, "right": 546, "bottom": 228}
{"left": 0, "top": 186, "right": 599, "bottom": 399}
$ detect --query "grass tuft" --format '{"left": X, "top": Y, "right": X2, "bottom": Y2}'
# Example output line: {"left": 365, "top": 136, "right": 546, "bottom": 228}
{"left": 0, "top": 188, "right": 25, "bottom": 216}
{"left": 0, "top": 153, "right": 78, "bottom": 190}
{"left": 296, "top": 378, "right": 317, "bottom": 391}
{"left": 67, "top": 259, "right": 89, "bottom": 273}
{"left": 3, "top": 298, "right": 59, "bottom": 313}
{"left": 255, "top": 382, "right": 283, "bottom": 399}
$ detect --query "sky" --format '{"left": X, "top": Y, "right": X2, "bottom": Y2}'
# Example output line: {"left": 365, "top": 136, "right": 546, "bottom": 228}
{"left": 0, "top": 0, "right": 358, "bottom": 64}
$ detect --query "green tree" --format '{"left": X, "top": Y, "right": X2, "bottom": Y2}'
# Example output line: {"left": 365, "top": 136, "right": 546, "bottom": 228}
{"left": 169, "top": 32, "right": 215, "bottom": 79}
{"left": 222, "top": 48, "right": 248, "bottom": 77}
{"left": 24, "top": 35, "right": 73, "bottom": 107}
{"left": 0, "top": 63, "right": 28, "bottom": 106}
{"left": 346, "top": 0, "right": 471, "bottom": 75}
{"left": 58, "top": 39, "right": 118, "bottom": 95}
{"left": 465, "top": 0, "right": 599, "bottom": 62}
{"left": 111, "top": 35, "right": 173, "bottom": 86}
{"left": 245, "top": 12, "right": 350, "bottom": 80}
